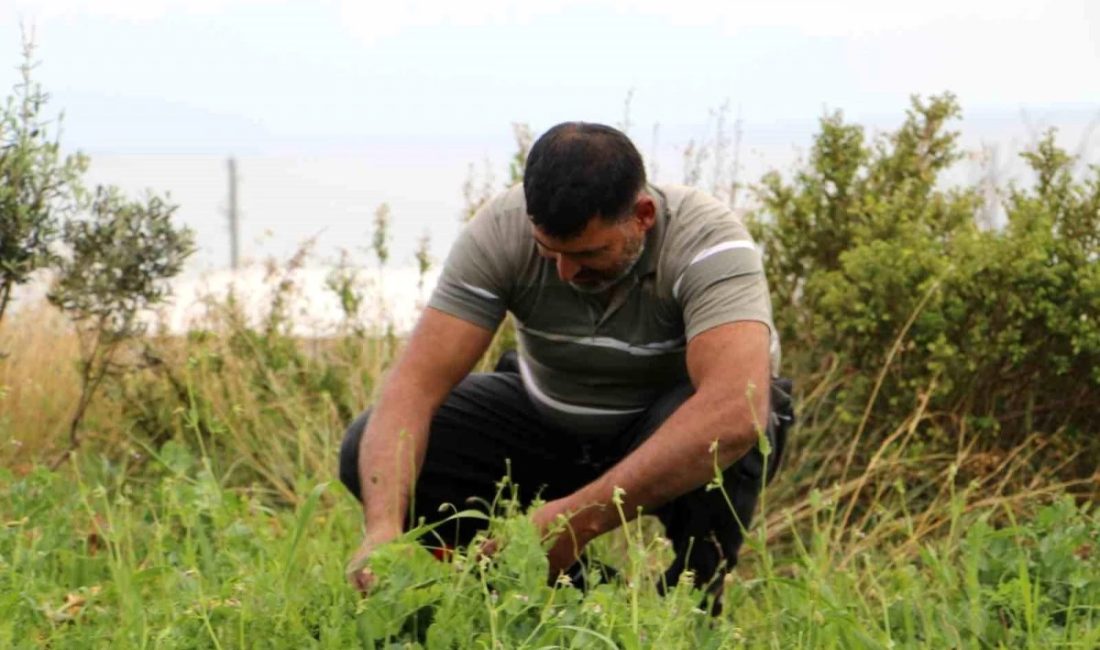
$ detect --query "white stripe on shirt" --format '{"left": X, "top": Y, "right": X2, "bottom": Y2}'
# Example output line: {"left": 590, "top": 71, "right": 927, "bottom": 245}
{"left": 460, "top": 282, "right": 499, "bottom": 301}
{"left": 518, "top": 324, "right": 685, "bottom": 357}
{"left": 518, "top": 357, "right": 647, "bottom": 416}
{"left": 672, "top": 240, "right": 758, "bottom": 300}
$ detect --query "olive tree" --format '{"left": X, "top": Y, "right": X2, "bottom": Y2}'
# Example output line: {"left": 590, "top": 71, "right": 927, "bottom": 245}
{"left": 0, "top": 34, "right": 88, "bottom": 327}
{"left": 48, "top": 186, "right": 195, "bottom": 464}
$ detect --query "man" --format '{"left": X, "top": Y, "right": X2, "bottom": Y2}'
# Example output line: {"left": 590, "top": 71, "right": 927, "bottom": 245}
{"left": 339, "top": 122, "right": 794, "bottom": 612}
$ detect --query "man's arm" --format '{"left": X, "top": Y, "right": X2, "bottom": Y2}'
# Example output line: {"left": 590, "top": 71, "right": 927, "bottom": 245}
{"left": 534, "top": 320, "right": 772, "bottom": 575}
{"left": 348, "top": 307, "right": 493, "bottom": 589}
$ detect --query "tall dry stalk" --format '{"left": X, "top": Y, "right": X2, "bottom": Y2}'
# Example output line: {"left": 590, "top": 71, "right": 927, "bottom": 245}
{"left": 0, "top": 301, "right": 82, "bottom": 467}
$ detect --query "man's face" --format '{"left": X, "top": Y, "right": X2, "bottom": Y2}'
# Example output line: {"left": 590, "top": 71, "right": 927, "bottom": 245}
{"left": 531, "top": 195, "right": 655, "bottom": 294}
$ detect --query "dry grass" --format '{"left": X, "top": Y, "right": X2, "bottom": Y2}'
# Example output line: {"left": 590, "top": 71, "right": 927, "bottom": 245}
{"left": 0, "top": 301, "right": 85, "bottom": 470}
{"left": 2, "top": 281, "right": 1093, "bottom": 527}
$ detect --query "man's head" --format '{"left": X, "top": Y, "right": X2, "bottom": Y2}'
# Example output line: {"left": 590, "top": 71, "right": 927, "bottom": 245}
{"left": 524, "top": 122, "right": 655, "bottom": 293}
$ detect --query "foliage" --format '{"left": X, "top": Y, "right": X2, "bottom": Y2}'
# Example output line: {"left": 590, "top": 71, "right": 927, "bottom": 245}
{"left": 415, "top": 231, "right": 433, "bottom": 293}
{"left": 508, "top": 122, "right": 533, "bottom": 186}
{"left": 113, "top": 273, "right": 376, "bottom": 503}
{"left": 0, "top": 34, "right": 88, "bottom": 326}
{"left": 749, "top": 94, "right": 1100, "bottom": 458}
{"left": 2, "top": 460, "right": 1097, "bottom": 648}
{"left": 49, "top": 187, "right": 194, "bottom": 339}
{"left": 371, "top": 203, "right": 391, "bottom": 268}
{"left": 325, "top": 248, "right": 368, "bottom": 335}
{"left": 47, "top": 185, "right": 194, "bottom": 463}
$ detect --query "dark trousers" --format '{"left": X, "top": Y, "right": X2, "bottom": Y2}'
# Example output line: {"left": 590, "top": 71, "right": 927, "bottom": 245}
{"left": 338, "top": 352, "right": 794, "bottom": 607}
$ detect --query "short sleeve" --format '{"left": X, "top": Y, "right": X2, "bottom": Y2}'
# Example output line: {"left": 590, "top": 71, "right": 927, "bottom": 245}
{"left": 673, "top": 241, "right": 775, "bottom": 342}
{"left": 427, "top": 205, "right": 513, "bottom": 332}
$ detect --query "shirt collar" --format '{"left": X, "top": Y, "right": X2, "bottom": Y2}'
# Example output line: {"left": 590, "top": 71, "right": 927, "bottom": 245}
{"left": 634, "top": 183, "right": 667, "bottom": 278}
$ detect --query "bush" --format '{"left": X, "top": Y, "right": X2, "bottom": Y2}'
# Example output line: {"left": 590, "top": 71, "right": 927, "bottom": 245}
{"left": 0, "top": 36, "right": 88, "bottom": 327}
{"left": 749, "top": 94, "right": 1100, "bottom": 464}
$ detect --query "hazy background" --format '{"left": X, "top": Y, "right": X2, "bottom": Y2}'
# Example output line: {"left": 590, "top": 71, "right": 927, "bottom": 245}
{"left": 2, "top": 1, "right": 1097, "bottom": 299}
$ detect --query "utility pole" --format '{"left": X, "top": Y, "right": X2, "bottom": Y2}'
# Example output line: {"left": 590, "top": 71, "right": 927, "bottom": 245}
{"left": 227, "top": 156, "right": 240, "bottom": 270}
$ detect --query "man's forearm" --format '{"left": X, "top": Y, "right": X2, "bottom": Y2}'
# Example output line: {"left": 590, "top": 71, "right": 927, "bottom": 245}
{"left": 353, "top": 309, "right": 494, "bottom": 537}
{"left": 560, "top": 385, "right": 767, "bottom": 542}
{"left": 357, "top": 380, "right": 435, "bottom": 534}
{"left": 555, "top": 322, "right": 772, "bottom": 542}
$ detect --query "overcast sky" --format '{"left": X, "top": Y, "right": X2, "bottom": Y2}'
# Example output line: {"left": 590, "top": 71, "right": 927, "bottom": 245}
{"left": 2, "top": 0, "right": 1098, "bottom": 272}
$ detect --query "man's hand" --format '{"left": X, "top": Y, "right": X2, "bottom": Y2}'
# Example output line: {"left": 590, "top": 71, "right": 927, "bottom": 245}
{"left": 471, "top": 499, "right": 595, "bottom": 583}
{"left": 345, "top": 524, "right": 402, "bottom": 595}
{"left": 531, "top": 498, "right": 596, "bottom": 581}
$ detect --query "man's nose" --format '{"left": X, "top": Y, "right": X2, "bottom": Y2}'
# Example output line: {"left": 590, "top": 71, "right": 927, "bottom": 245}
{"left": 555, "top": 254, "right": 582, "bottom": 282}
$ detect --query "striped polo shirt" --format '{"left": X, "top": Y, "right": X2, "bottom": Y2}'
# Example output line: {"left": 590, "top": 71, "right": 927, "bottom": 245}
{"left": 428, "top": 183, "right": 781, "bottom": 436}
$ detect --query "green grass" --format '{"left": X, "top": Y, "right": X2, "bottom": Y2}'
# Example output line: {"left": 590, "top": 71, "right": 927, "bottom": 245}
{"left": 2, "top": 446, "right": 1096, "bottom": 649}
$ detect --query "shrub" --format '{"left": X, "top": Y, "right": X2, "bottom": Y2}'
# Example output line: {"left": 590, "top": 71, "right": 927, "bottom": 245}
{"left": 750, "top": 94, "right": 1100, "bottom": 462}
{"left": 0, "top": 35, "right": 88, "bottom": 327}
{"left": 47, "top": 186, "right": 195, "bottom": 463}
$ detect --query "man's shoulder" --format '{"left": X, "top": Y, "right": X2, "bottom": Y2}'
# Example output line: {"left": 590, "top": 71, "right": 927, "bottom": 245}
{"left": 480, "top": 184, "right": 527, "bottom": 221}
{"left": 463, "top": 185, "right": 527, "bottom": 243}
{"left": 451, "top": 184, "right": 532, "bottom": 277}
{"left": 651, "top": 183, "right": 697, "bottom": 208}
{"left": 652, "top": 184, "right": 757, "bottom": 284}
{"left": 652, "top": 183, "right": 732, "bottom": 223}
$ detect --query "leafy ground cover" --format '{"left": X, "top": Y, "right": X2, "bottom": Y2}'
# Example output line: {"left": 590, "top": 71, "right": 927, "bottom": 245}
{"left": 2, "top": 445, "right": 1096, "bottom": 649}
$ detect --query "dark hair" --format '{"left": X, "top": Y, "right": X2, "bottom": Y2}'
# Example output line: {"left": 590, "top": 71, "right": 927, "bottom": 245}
{"left": 523, "top": 122, "right": 646, "bottom": 239}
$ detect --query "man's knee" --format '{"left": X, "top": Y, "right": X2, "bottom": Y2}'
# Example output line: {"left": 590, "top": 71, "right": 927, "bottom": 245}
{"left": 338, "top": 409, "right": 372, "bottom": 501}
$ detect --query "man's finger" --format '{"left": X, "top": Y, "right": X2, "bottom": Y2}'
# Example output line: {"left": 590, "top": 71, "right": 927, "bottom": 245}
{"left": 348, "top": 567, "right": 375, "bottom": 595}
{"left": 476, "top": 538, "right": 499, "bottom": 558}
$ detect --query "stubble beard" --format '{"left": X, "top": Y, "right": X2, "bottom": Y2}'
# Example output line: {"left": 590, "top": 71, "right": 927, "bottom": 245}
{"left": 568, "top": 234, "right": 646, "bottom": 295}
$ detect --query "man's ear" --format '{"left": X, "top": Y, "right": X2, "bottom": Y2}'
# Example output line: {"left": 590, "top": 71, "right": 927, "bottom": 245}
{"left": 634, "top": 194, "right": 656, "bottom": 231}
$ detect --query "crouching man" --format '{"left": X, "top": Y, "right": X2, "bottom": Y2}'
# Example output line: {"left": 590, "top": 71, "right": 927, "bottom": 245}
{"left": 339, "top": 122, "right": 794, "bottom": 613}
